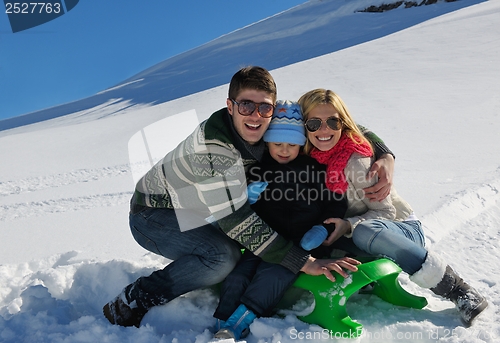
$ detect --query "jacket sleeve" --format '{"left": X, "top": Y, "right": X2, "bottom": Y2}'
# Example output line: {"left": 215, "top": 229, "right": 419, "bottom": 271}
{"left": 343, "top": 154, "right": 396, "bottom": 236}
{"left": 358, "top": 124, "right": 395, "bottom": 159}
{"left": 320, "top": 192, "right": 348, "bottom": 235}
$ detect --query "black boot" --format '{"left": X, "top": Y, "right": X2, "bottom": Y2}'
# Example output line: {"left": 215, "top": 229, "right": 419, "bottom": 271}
{"left": 430, "top": 265, "right": 488, "bottom": 326}
{"left": 103, "top": 285, "right": 148, "bottom": 327}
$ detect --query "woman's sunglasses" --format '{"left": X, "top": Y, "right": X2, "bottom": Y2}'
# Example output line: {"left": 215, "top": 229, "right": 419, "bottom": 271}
{"left": 230, "top": 99, "right": 275, "bottom": 118}
{"left": 305, "top": 117, "right": 342, "bottom": 132}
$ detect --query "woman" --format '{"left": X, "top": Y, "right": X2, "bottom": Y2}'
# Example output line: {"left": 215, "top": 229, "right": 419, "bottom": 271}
{"left": 298, "top": 88, "right": 488, "bottom": 326}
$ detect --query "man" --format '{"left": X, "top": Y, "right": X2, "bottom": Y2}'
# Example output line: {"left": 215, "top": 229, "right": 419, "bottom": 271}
{"left": 103, "top": 66, "right": 394, "bottom": 327}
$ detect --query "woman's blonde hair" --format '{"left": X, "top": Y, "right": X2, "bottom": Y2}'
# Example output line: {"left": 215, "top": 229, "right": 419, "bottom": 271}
{"left": 298, "top": 89, "right": 372, "bottom": 155}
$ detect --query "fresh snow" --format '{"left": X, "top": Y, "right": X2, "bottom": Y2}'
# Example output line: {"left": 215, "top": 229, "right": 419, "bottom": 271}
{"left": 1, "top": 0, "right": 499, "bottom": 342}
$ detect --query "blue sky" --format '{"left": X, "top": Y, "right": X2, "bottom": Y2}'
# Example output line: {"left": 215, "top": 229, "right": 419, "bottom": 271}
{"left": 0, "top": 0, "right": 306, "bottom": 121}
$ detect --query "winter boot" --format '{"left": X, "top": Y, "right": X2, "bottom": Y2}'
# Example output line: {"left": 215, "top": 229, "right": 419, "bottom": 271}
{"left": 213, "top": 318, "right": 226, "bottom": 332}
{"left": 213, "top": 304, "right": 257, "bottom": 340}
{"left": 213, "top": 328, "right": 236, "bottom": 340}
{"left": 410, "top": 252, "right": 488, "bottom": 326}
{"left": 103, "top": 287, "right": 147, "bottom": 328}
{"left": 430, "top": 265, "right": 488, "bottom": 326}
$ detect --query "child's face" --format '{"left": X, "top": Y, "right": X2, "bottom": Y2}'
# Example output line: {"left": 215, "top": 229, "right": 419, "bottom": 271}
{"left": 268, "top": 142, "right": 300, "bottom": 164}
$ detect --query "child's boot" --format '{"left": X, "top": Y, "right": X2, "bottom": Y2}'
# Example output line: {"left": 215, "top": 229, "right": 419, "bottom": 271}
{"left": 213, "top": 304, "right": 257, "bottom": 340}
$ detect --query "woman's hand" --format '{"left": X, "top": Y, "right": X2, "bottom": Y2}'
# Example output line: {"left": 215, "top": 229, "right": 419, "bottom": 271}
{"left": 322, "top": 218, "right": 352, "bottom": 245}
{"left": 300, "top": 256, "right": 361, "bottom": 282}
{"left": 363, "top": 153, "right": 394, "bottom": 202}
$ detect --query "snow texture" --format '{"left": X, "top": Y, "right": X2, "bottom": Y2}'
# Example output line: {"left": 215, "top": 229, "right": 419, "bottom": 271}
{"left": 1, "top": 0, "right": 499, "bottom": 342}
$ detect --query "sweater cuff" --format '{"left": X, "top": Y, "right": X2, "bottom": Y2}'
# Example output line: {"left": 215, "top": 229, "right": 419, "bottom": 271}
{"left": 279, "top": 245, "right": 310, "bottom": 274}
{"left": 344, "top": 217, "right": 361, "bottom": 238}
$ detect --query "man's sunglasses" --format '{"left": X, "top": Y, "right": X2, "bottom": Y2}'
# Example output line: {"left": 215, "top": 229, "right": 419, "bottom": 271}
{"left": 230, "top": 99, "right": 275, "bottom": 118}
{"left": 305, "top": 117, "right": 342, "bottom": 132}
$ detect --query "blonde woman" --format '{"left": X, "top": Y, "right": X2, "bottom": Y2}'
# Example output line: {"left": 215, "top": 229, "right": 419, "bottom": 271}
{"left": 298, "top": 88, "right": 487, "bottom": 326}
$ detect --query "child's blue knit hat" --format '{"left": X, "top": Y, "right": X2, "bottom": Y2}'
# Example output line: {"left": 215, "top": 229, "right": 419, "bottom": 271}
{"left": 263, "top": 100, "right": 306, "bottom": 145}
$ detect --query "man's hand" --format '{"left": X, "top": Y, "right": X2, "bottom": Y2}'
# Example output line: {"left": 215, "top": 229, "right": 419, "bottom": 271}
{"left": 322, "top": 218, "right": 352, "bottom": 245}
{"left": 300, "top": 256, "right": 361, "bottom": 282}
{"left": 363, "top": 153, "right": 394, "bottom": 202}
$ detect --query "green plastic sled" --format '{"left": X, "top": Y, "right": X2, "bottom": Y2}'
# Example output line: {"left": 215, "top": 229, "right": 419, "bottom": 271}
{"left": 291, "top": 258, "right": 428, "bottom": 338}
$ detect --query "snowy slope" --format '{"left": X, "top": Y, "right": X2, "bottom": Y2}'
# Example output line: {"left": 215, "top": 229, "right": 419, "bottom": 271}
{"left": 1, "top": 0, "right": 499, "bottom": 342}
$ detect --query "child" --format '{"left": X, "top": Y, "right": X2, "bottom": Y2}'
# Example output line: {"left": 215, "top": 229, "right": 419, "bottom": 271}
{"left": 212, "top": 100, "right": 354, "bottom": 340}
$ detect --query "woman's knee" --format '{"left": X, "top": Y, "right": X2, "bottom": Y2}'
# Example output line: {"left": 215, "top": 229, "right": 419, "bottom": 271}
{"left": 351, "top": 220, "right": 385, "bottom": 252}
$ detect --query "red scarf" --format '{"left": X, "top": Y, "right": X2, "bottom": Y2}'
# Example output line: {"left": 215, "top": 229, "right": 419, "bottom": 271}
{"left": 310, "top": 133, "right": 373, "bottom": 194}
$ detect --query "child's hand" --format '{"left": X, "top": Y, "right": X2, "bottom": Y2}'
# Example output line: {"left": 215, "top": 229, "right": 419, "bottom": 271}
{"left": 322, "top": 218, "right": 352, "bottom": 245}
{"left": 300, "top": 225, "right": 328, "bottom": 251}
{"left": 247, "top": 181, "right": 268, "bottom": 204}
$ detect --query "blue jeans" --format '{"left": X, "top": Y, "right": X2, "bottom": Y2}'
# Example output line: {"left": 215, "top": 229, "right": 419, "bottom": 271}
{"left": 351, "top": 219, "right": 427, "bottom": 275}
{"left": 127, "top": 208, "right": 242, "bottom": 310}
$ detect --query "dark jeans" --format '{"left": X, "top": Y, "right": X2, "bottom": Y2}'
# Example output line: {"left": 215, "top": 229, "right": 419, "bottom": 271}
{"left": 214, "top": 250, "right": 298, "bottom": 319}
{"left": 127, "top": 208, "right": 242, "bottom": 310}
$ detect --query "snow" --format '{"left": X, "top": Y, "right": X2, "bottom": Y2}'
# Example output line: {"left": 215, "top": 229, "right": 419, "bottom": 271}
{"left": 1, "top": 0, "right": 499, "bottom": 342}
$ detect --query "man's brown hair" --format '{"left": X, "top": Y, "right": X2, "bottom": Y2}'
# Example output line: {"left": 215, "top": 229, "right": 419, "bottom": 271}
{"left": 228, "top": 66, "right": 277, "bottom": 103}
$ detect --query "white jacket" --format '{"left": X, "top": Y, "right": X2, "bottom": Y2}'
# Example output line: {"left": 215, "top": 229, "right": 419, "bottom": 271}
{"left": 343, "top": 153, "right": 414, "bottom": 237}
